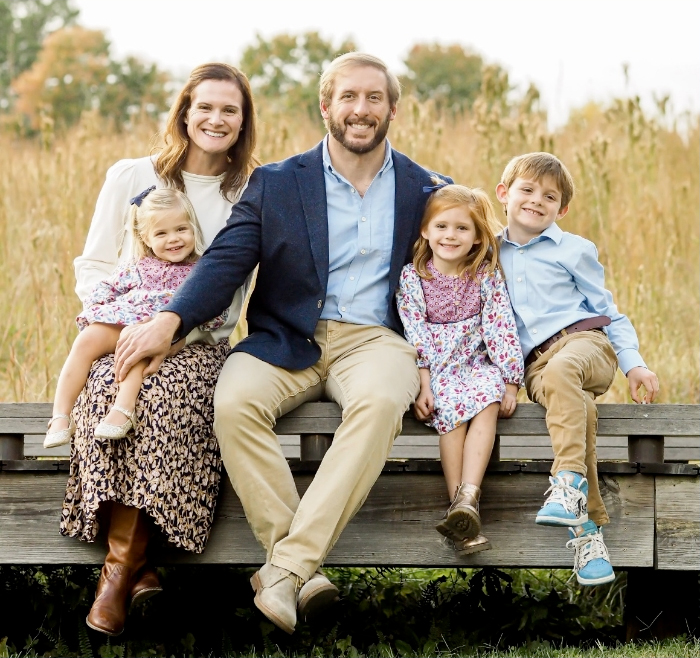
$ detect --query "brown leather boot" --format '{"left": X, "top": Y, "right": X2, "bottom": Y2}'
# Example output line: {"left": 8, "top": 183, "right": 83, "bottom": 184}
{"left": 435, "top": 482, "right": 482, "bottom": 542}
{"left": 86, "top": 504, "right": 150, "bottom": 636}
{"left": 130, "top": 566, "right": 163, "bottom": 607}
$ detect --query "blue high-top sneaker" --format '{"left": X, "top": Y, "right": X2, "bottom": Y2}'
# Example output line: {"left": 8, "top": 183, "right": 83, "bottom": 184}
{"left": 566, "top": 520, "right": 615, "bottom": 586}
{"left": 535, "top": 470, "right": 588, "bottom": 526}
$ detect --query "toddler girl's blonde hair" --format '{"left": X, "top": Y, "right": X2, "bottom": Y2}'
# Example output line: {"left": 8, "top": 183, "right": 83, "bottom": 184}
{"left": 413, "top": 179, "right": 504, "bottom": 280}
{"left": 127, "top": 188, "right": 205, "bottom": 262}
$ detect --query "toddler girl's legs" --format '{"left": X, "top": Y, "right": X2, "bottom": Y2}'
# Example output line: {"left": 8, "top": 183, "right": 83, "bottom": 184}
{"left": 52, "top": 323, "right": 123, "bottom": 429}
{"left": 102, "top": 358, "right": 149, "bottom": 426}
{"left": 439, "top": 424, "right": 468, "bottom": 498}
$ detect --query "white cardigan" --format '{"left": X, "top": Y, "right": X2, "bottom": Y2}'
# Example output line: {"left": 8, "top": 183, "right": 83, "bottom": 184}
{"left": 74, "top": 156, "right": 251, "bottom": 344}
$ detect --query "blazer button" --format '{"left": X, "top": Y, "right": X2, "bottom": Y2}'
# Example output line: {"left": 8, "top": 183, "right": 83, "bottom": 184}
{"left": 317, "top": 300, "right": 323, "bottom": 308}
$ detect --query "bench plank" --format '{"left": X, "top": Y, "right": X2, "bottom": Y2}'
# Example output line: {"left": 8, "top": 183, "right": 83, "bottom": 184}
{"left": 655, "top": 477, "right": 700, "bottom": 570}
{"left": 0, "top": 470, "right": 654, "bottom": 568}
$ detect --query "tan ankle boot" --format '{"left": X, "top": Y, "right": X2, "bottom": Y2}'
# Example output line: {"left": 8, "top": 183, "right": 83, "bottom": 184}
{"left": 86, "top": 504, "right": 150, "bottom": 636}
{"left": 435, "top": 482, "right": 482, "bottom": 541}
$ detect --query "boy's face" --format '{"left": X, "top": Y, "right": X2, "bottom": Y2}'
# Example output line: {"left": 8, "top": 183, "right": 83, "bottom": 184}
{"left": 495, "top": 175, "right": 569, "bottom": 244}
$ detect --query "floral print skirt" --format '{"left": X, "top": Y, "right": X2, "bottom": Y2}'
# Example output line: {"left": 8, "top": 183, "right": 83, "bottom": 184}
{"left": 60, "top": 340, "right": 230, "bottom": 554}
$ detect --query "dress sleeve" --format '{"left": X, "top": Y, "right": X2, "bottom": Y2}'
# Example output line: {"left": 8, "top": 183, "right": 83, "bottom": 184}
{"left": 83, "top": 261, "right": 142, "bottom": 309}
{"left": 396, "top": 265, "right": 433, "bottom": 370}
{"left": 74, "top": 159, "right": 151, "bottom": 302}
{"left": 480, "top": 268, "right": 524, "bottom": 386}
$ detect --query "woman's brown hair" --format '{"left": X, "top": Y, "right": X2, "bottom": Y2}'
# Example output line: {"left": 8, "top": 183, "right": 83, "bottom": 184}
{"left": 414, "top": 179, "right": 504, "bottom": 280}
{"left": 153, "top": 63, "right": 259, "bottom": 201}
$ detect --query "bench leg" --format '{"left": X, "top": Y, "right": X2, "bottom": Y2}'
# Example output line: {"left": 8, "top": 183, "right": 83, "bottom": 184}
{"left": 0, "top": 433, "right": 24, "bottom": 460}
{"left": 300, "top": 434, "right": 333, "bottom": 461}
{"left": 625, "top": 568, "right": 699, "bottom": 640}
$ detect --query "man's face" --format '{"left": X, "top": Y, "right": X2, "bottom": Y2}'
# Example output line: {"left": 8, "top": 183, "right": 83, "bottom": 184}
{"left": 321, "top": 65, "right": 396, "bottom": 155}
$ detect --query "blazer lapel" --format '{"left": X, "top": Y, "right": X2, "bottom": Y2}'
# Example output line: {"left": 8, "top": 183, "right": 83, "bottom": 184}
{"left": 296, "top": 143, "right": 329, "bottom": 292}
{"left": 389, "top": 151, "right": 420, "bottom": 285}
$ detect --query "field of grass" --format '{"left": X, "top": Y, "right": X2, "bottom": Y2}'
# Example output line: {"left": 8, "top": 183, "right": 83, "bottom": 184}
{"left": 0, "top": 91, "right": 698, "bottom": 403}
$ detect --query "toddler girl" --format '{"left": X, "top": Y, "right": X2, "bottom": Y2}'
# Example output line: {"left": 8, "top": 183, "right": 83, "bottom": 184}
{"left": 45, "top": 187, "right": 226, "bottom": 448}
{"left": 397, "top": 181, "right": 524, "bottom": 553}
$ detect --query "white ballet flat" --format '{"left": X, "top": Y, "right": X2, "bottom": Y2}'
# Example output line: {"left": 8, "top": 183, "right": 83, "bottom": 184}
{"left": 94, "top": 405, "right": 137, "bottom": 440}
{"left": 44, "top": 414, "right": 75, "bottom": 449}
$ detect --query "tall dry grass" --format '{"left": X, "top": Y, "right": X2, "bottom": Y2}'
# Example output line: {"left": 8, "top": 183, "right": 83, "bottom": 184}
{"left": 1, "top": 89, "right": 698, "bottom": 403}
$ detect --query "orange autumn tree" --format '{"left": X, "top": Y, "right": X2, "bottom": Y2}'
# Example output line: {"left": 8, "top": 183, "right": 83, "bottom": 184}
{"left": 12, "top": 25, "right": 168, "bottom": 133}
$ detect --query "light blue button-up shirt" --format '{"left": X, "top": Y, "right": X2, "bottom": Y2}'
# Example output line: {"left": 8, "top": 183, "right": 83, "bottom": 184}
{"left": 320, "top": 136, "right": 396, "bottom": 326}
{"left": 499, "top": 223, "right": 646, "bottom": 374}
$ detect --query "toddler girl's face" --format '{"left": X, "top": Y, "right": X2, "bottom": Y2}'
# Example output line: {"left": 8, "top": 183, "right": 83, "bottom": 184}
{"left": 421, "top": 206, "right": 481, "bottom": 276}
{"left": 144, "top": 209, "right": 196, "bottom": 263}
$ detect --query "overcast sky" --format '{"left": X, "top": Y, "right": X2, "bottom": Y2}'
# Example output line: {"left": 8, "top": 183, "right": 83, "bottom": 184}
{"left": 72, "top": 0, "right": 699, "bottom": 128}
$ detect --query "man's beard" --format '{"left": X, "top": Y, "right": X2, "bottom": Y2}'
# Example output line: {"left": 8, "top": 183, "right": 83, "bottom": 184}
{"left": 328, "top": 111, "right": 392, "bottom": 155}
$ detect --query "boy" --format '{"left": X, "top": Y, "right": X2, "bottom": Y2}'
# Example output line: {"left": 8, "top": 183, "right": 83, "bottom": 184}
{"left": 495, "top": 152, "right": 659, "bottom": 586}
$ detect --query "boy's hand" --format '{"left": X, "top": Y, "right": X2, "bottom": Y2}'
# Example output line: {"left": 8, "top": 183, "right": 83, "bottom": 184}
{"left": 499, "top": 383, "right": 518, "bottom": 418}
{"left": 414, "top": 369, "right": 434, "bottom": 421}
{"left": 627, "top": 366, "right": 660, "bottom": 404}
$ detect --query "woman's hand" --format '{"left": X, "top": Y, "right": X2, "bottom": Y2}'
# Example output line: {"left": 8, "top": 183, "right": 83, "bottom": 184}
{"left": 499, "top": 383, "right": 519, "bottom": 418}
{"left": 115, "top": 312, "right": 182, "bottom": 382}
{"left": 413, "top": 368, "right": 435, "bottom": 421}
{"left": 167, "top": 337, "right": 187, "bottom": 356}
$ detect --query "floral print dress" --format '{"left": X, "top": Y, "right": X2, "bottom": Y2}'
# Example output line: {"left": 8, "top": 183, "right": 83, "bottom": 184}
{"left": 76, "top": 256, "right": 226, "bottom": 330}
{"left": 397, "top": 261, "right": 524, "bottom": 434}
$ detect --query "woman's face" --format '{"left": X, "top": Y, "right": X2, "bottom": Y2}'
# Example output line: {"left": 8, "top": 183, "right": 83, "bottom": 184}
{"left": 184, "top": 79, "right": 245, "bottom": 159}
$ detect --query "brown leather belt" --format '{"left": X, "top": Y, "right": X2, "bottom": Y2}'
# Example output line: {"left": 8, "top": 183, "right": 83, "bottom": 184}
{"left": 525, "top": 316, "right": 611, "bottom": 367}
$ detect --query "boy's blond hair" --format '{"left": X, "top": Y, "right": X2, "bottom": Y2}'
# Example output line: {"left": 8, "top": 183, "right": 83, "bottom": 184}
{"left": 500, "top": 152, "right": 575, "bottom": 211}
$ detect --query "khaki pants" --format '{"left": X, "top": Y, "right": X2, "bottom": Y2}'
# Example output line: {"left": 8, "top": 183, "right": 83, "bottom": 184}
{"left": 524, "top": 330, "right": 618, "bottom": 526}
{"left": 213, "top": 320, "right": 420, "bottom": 581}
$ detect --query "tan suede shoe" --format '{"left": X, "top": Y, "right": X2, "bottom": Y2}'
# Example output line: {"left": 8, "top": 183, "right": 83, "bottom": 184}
{"left": 250, "top": 564, "right": 301, "bottom": 634}
{"left": 297, "top": 570, "right": 339, "bottom": 621}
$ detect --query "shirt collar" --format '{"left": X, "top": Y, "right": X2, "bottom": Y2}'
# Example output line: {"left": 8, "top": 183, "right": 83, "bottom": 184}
{"left": 322, "top": 135, "right": 393, "bottom": 182}
{"left": 501, "top": 222, "right": 563, "bottom": 247}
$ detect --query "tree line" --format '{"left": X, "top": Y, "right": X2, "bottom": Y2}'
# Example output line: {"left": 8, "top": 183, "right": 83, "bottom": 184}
{"left": 0, "top": 0, "right": 511, "bottom": 135}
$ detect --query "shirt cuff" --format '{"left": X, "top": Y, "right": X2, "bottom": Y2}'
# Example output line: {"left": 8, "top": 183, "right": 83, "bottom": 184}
{"left": 617, "top": 349, "right": 647, "bottom": 375}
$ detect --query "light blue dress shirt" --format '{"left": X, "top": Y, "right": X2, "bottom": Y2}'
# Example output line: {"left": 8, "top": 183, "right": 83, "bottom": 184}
{"left": 320, "top": 136, "right": 396, "bottom": 326}
{"left": 499, "top": 223, "right": 646, "bottom": 374}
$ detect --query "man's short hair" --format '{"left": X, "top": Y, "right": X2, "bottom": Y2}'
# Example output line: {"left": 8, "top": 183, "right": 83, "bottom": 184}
{"left": 319, "top": 52, "right": 401, "bottom": 109}
{"left": 500, "top": 152, "right": 575, "bottom": 210}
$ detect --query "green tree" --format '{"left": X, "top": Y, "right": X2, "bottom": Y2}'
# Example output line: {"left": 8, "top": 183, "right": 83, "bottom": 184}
{"left": 240, "top": 31, "right": 357, "bottom": 118}
{"left": 0, "top": 0, "right": 79, "bottom": 108}
{"left": 11, "top": 26, "right": 169, "bottom": 132}
{"left": 401, "top": 43, "right": 492, "bottom": 113}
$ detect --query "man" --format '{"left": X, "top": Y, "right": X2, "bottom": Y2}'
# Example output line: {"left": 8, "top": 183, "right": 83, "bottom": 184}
{"left": 115, "top": 52, "right": 451, "bottom": 634}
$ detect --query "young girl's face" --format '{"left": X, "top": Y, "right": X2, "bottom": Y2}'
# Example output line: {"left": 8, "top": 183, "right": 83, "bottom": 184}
{"left": 421, "top": 206, "right": 481, "bottom": 276}
{"left": 143, "top": 208, "right": 196, "bottom": 263}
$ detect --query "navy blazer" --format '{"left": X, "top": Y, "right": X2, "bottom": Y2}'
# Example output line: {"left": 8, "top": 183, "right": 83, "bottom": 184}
{"left": 168, "top": 141, "right": 451, "bottom": 370}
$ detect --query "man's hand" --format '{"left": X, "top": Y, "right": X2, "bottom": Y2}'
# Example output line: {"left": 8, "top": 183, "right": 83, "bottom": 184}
{"left": 499, "top": 383, "right": 518, "bottom": 418}
{"left": 413, "top": 368, "right": 435, "bottom": 421}
{"left": 627, "top": 366, "right": 660, "bottom": 404}
{"left": 115, "top": 312, "right": 182, "bottom": 382}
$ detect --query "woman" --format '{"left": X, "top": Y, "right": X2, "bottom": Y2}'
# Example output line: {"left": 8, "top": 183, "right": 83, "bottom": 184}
{"left": 60, "top": 63, "right": 258, "bottom": 637}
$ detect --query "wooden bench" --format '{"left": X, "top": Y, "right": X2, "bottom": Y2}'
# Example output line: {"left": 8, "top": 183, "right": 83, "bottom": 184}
{"left": 1, "top": 402, "right": 698, "bottom": 638}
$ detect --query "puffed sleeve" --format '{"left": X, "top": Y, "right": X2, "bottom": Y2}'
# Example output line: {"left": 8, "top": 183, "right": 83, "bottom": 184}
{"left": 396, "top": 264, "right": 434, "bottom": 369}
{"left": 82, "top": 260, "right": 142, "bottom": 309}
{"left": 74, "top": 159, "right": 156, "bottom": 301}
{"left": 480, "top": 268, "right": 524, "bottom": 386}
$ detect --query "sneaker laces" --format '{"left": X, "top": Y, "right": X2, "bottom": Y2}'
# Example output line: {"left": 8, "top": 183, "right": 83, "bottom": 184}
{"left": 542, "top": 475, "right": 587, "bottom": 515}
{"left": 566, "top": 531, "right": 610, "bottom": 572}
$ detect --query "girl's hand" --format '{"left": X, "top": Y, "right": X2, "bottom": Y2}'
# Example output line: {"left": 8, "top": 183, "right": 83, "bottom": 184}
{"left": 499, "top": 384, "right": 518, "bottom": 418}
{"left": 414, "top": 387, "right": 435, "bottom": 421}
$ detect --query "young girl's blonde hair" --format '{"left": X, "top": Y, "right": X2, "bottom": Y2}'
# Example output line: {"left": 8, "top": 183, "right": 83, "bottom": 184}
{"left": 127, "top": 188, "right": 205, "bottom": 262}
{"left": 414, "top": 179, "right": 503, "bottom": 280}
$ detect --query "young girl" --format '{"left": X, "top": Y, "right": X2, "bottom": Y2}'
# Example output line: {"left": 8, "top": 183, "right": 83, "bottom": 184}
{"left": 45, "top": 187, "right": 226, "bottom": 448}
{"left": 397, "top": 181, "right": 524, "bottom": 554}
